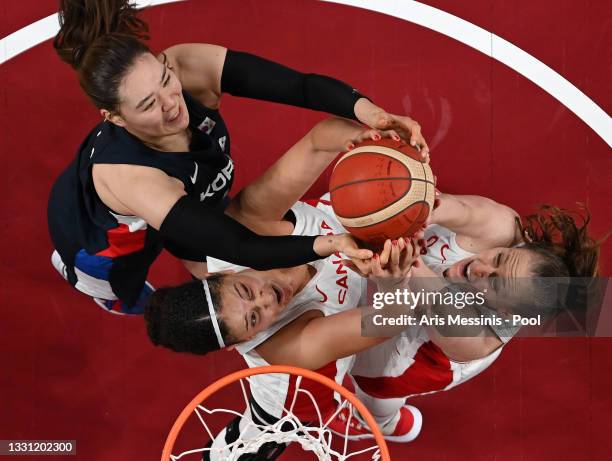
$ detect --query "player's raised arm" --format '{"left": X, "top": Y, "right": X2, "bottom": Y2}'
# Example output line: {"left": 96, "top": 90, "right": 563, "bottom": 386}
{"left": 227, "top": 118, "right": 398, "bottom": 226}
{"left": 254, "top": 308, "right": 385, "bottom": 370}
{"left": 163, "top": 45, "right": 429, "bottom": 155}
{"left": 431, "top": 194, "right": 521, "bottom": 248}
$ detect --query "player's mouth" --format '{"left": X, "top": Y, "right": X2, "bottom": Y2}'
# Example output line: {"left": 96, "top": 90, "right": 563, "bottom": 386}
{"left": 444, "top": 259, "right": 474, "bottom": 282}
{"left": 166, "top": 105, "right": 181, "bottom": 124}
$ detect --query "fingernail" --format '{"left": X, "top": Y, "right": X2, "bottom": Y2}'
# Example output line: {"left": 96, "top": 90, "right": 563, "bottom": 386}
{"left": 411, "top": 140, "right": 416, "bottom": 146}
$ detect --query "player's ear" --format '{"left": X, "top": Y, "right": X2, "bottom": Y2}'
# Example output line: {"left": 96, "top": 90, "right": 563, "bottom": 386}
{"left": 101, "top": 109, "right": 126, "bottom": 127}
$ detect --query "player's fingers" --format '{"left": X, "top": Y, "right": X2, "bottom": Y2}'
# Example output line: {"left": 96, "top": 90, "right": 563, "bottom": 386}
{"left": 408, "top": 123, "right": 421, "bottom": 146}
{"left": 397, "top": 236, "right": 406, "bottom": 252}
{"left": 382, "top": 129, "right": 401, "bottom": 142}
{"left": 400, "top": 237, "right": 412, "bottom": 267}
{"left": 343, "top": 246, "right": 374, "bottom": 261}
{"left": 358, "top": 257, "right": 375, "bottom": 275}
{"left": 419, "top": 139, "right": 430, "bottom": 159}
{"left": 342, "top": 259, "right": 372, "bottom": 277}
{"left": 367, "top": 129, "right": 382, "bottom": 141}
{"left": 409, "top": 237, "right": 420, "bottom": 261}
{"left": 390, "top": 240, "right": 401, "bottom": 268}
{"left": 395, "top": 239, "right": 410, "bottom": 275}
{"left": 371, "top": 254, "right": 384, "bottom": 277}
{"left": 379, "top": 239, "right": 392, "bottom": 266}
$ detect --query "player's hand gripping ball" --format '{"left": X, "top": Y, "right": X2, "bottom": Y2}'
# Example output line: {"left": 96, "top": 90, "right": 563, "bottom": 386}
{"left": 330, "top": 138, "right": 435, "bottom": 249}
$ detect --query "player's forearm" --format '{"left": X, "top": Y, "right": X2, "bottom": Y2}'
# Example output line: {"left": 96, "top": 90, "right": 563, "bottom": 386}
{"left": 301, "top": 309, "right": 387, "bottom": 370}
{"left": 428, "top": 193, "right": 474, "bottom": 231}
{"left": 221, "top": 50, "right": 364, "bottom": 120}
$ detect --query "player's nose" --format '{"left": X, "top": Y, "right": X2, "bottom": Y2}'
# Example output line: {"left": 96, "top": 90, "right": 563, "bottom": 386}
{"left": 471, "top": 259, "right": 494, "bottom": 278}
{"left": 160, "top": 92, "right": 177, "bottom": 113}
{"left": 258, "top": 288, "right": 275, "bottom": 309}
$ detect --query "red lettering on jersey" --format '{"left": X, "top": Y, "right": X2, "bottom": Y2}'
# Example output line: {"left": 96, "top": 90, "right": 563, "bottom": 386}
{"left": 315, "top": 285, "right": 328, "bottom": 303}
{"left": 321, "top": 220, "right": 332, "bottom": 230}
{"left": 338, "top": 289, "right": 347, "bottom": 304}
{"left": 440, "top": 243, "right": 450, "bottom": 262}
{"left": 427, "top": 235, "right": 439, "bottom": 247}
{"left": 333, "top": 259, "right": 347, "bottom": 275}
{"left": 336, "top": 276, "right": 348, "bottom": 290}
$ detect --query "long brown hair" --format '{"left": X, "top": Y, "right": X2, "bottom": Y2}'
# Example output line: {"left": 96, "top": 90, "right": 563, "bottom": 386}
{"left": 518, "top": 205, "right": 604, "bottom": 277}
{"left": 53, "top": 0, "right": 151, "bottom": 110}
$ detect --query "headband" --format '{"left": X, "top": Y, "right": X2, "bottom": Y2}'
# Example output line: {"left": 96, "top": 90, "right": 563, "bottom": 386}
{"left": 202, "top": 279, "right": 225, "bottom": 349}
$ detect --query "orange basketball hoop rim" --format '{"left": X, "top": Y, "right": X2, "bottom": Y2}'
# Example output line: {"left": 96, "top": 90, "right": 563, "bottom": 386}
{"left": 161, "top": 364, "right": 391, "bottom": 461}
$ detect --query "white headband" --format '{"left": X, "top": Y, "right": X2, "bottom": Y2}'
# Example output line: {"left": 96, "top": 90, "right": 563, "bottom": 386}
{"left": 202, "top": 279, "right": 225, "bottom": 349}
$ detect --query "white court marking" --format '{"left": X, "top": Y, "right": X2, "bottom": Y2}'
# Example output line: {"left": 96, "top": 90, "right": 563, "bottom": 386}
{"left": 0, "top": 0, "right": 609, "bottom": 147}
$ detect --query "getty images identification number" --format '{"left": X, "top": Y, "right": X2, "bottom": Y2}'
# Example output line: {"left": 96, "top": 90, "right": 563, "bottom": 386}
{"left": 0, "top": 440, "right": 75, "bottom": 455}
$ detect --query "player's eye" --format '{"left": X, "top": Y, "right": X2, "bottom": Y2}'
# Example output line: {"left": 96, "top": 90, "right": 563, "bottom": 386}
{"left": 495, "top": 253, "right": 502, "bottom": 267}
{"left": 250, "top": 311, "right": 258, "bottom": 327}
{"left": 163, "top": 73, "right": 171, "bottom": 87}
{"left": 144, "top": 100, "right": 155, "bottom": 111}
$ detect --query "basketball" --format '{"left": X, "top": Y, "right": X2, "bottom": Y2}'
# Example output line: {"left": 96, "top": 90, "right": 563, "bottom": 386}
{"left": 329, "top": 138, "right": 435, "bottom": 248}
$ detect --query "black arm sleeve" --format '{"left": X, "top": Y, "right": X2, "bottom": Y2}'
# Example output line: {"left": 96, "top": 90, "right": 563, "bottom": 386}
{"left": 159, "top": 195, "right": 320, "bottom": 270}
{"left": 221, "top": 49, "right": 367, "bottom": 120}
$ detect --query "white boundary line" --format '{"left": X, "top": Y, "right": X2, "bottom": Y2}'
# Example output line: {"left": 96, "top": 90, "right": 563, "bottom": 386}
{"left": 322, "top": 0, "right": 611, "bottom": 147}
{"left": 0, "top": 0, "right": 610, "bottom": 146}
{"left": 0, "top": 0, "right": 185, "bottom": 65}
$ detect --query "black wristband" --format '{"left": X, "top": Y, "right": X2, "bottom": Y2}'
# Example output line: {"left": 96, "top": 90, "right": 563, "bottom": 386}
{"left": 159, "top": 195, "right": 320, "bottom": 270}
{"left": 221, "top": 49, "right": 367, "bottom": 121}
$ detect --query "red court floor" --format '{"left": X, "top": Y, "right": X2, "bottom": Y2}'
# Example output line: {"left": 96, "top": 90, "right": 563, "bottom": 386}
{"left": 1, "top": 1, "right": 610, "bottom": 459}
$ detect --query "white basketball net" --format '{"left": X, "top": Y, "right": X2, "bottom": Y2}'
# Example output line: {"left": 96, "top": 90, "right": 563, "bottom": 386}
{"left": 169, "top": 374, "right": 383, "bottom": 461}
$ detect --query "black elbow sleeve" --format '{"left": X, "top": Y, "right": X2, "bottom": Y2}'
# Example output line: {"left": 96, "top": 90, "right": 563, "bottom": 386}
{"left": 221, "top": 49, "right": 366, "bottom": 120}
{"left": 159, "top": 195, "right": 320, "bottom": 270}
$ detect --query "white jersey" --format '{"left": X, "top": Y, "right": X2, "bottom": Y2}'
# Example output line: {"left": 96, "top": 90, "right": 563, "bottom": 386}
{"left": 207, "top": 201, "right": 365, "bottom": 418}
{"left": 421, "top": 224, "right": 475, "bottom": 275}
{"left": 350, "top": 220, "right": 521, "bottom": 406}
{"left": 420, "top": 223, "right": 519, "bottom": 343}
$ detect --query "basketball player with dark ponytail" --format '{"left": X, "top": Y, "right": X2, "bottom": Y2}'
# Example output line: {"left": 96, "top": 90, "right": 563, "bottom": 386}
{"left": 48, "top": 0, "right": 428, "bottom": 314}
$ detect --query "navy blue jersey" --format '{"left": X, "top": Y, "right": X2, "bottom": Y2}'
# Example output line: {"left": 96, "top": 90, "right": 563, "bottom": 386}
{"left": 48, "top": 91, "right": 233, "bottom": 310}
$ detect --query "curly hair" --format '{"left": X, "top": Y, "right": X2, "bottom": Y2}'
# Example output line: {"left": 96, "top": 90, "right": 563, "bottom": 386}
{"left": 144, "top": 275, "right": 236, "bottom": 356}
{"left": 517, "top": 205, "right": 604, "bottom": 278}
